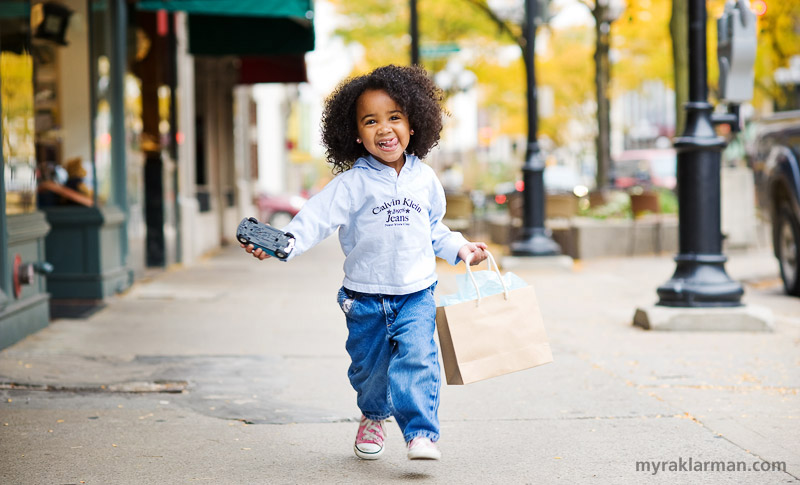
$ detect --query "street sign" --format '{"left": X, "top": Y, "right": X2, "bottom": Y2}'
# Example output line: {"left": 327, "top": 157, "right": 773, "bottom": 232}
{"left": 420, "top": 43, "right": 460, "bottom": 59}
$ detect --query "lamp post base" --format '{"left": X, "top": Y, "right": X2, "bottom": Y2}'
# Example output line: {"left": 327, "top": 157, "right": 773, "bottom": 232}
{"left": 510, "top": 228, "right": 561, "bottom": 257}
{"left": 633, "top": 304, "right": 772, "bottom": 331}
{"left": 656, "top": 254, "right": 743, "bottom": 307}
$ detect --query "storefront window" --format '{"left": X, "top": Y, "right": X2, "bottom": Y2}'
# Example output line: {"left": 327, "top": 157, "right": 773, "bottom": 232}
{"left": 125, "top": 72, "right": 143, "bottom": 209}
{"left": 32, "top": 0, "right": 99, "bottom": 209}
{"left": 1, "top": 2, "right": 37, "bottom": 215}
{"left": 94, "top": 55, "right": 112, "bottom": 203}
{"left": 33, "top": 38, "right": 66, "bottom": 208}
{"left": 158, "top": 84, "right": 172, "bottom": 151}
{"left": 90, "top": 0, "right": 114, "bottom": 206}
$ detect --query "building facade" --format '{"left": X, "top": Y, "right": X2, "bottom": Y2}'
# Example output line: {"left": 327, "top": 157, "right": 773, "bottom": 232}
{"left": 1, "top": 0, "right": 314, "bottom": 349}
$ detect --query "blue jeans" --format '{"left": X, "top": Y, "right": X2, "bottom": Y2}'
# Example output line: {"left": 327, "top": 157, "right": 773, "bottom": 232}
{"left": 337, "top": 283, "right": 441, "bottom": 443}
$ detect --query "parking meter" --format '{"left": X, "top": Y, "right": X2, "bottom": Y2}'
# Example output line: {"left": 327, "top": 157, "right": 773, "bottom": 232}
{"left": 717, "top": 0, "right": 757, "bottom": 104}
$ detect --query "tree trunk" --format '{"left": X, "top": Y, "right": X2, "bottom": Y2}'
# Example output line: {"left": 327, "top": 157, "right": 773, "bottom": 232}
{"left": 670, "top": 0, "right": 688, "bottom": 136}
{"left": 594, "top": 4, "right": 612, "bottom": 190}
{"left": 410, "top": 0, "right": 419, "bottom": 65}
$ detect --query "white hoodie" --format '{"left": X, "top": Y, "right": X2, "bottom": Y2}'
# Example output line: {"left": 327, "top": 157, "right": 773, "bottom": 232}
{"left": 283, "top": 154, "right": 468, "bottom": 295}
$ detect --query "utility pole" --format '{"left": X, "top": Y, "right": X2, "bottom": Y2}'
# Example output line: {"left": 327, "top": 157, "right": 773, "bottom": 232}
{"left": 510, "top": 0, "right": 560, "bottom": 256}
{"left": 655, "top": 0, "right": 742, "bottom": 307}
{"left": 410, "top": 0, "right": 419, "bottom": 65}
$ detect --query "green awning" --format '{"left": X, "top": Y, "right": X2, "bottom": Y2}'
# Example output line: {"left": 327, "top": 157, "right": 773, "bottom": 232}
{"left": 137, "top": 0, "right": 314, "bottom": 56}
{"left": 188, "top": 15, "right": 314, "bottom": 56}
{"left": 0, "top": 2, "right": 28, "bottom": 19}
{"left": 136, "top": 0, "right": 313, "bottom": 20}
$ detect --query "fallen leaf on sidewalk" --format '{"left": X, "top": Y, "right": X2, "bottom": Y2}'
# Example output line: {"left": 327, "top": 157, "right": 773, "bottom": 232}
{"left": 738, "top": 373, "right": 760, "bottom": 383}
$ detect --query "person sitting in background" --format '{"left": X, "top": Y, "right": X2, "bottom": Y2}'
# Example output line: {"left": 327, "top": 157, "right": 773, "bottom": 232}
{"left": 37, "top": 156, "right": 94, "bottom": 207}
{"left": 63, "top": 157, "right": 92, "bottom": 204}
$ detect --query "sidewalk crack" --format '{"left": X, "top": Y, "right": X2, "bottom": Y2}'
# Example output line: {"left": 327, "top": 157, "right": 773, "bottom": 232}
{"left": 0, "top": 380, "right": 188, "bottom": 394}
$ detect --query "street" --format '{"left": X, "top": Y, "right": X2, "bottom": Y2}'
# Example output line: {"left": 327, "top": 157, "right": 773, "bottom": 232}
{"left": 1, "top": 237, "right": 799, "bottom": 484}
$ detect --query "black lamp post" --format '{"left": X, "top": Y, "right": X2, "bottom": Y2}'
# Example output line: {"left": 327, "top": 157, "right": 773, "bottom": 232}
{"left": 656, "top": 0, "right": 743, "bottom": 307}
{"left": 511, "top": 0, "right": 560, "bottom": 256}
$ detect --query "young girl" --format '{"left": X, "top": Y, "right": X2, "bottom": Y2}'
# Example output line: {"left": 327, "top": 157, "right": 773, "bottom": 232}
{"left": 242, "top": 65, "right": 488, "bottom": 460}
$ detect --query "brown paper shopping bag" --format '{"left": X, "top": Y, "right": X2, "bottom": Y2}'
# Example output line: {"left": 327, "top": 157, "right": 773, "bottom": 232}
{"left": 436, "top": 251, "right": 553, "bottom": 385}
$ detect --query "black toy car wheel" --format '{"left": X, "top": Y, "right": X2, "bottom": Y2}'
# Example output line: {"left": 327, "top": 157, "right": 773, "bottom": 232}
{"left": 274, "top": 250, "right": 287, "bottom": 260}
{"left": 776, "top": 207, "right": 800, "bottom": 296}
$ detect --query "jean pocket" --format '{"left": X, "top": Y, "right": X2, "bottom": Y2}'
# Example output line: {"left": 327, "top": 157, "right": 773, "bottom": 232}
{"left": 337, "top": 287, "right": 355, "bottom": 315}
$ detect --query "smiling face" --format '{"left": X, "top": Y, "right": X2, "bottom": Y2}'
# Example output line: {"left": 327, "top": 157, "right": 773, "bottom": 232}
{"left": 355, "top": 89, "right": 412, "bottom": 171}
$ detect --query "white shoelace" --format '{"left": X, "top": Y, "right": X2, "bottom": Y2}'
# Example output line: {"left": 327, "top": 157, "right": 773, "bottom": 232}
{"left": 359, "top": 419, "right": 383, "bottom": 442}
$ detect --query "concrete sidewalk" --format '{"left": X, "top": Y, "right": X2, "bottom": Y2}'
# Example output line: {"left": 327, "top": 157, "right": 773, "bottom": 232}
{"left": 1, "top": 237, "right": 798, "bottom": 484}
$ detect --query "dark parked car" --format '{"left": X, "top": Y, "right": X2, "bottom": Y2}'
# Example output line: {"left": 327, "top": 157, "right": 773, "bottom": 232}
{"left": 753, "top": 112, "right": 800, "bottom": 296}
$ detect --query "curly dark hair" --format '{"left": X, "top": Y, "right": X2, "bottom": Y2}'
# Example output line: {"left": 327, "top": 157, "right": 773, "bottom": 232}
{"left": 320, "top": 65, "right": 445, "bottom": 174}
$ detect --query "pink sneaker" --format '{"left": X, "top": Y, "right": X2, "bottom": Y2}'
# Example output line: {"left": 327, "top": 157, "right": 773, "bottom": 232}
{"left": 407, "top": 437, "right": 441, "bottom": 460}
{"left": 354, "top": 416, "right": 385, "bottom": 460}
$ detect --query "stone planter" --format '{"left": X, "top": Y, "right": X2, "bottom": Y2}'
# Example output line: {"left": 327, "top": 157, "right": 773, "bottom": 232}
{"left": 486, "top": 214, "right": 678, "bottom": 259}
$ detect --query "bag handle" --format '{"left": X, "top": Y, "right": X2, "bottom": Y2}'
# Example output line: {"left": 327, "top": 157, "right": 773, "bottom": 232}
{"left": 464, "top": 250, "right": 509, "bottom": 305}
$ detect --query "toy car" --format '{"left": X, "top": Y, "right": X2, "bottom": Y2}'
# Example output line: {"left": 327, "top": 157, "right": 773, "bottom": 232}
{"left": 236, "top": 217, "right": 295, "bottom": 260}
